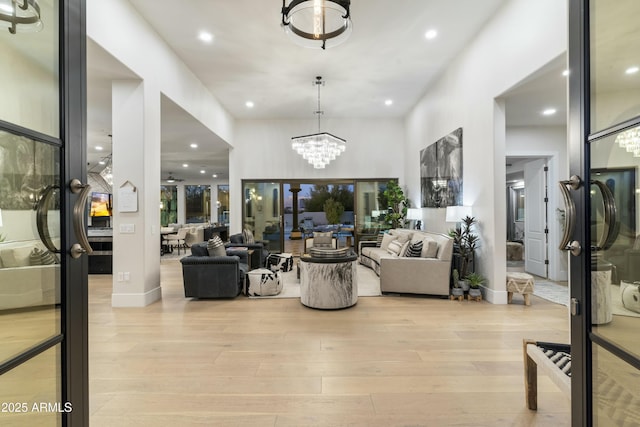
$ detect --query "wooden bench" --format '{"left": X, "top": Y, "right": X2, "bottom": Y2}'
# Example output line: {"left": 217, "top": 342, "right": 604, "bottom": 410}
{"left": 523, "top": 339, "right": 571, "bottom": 410}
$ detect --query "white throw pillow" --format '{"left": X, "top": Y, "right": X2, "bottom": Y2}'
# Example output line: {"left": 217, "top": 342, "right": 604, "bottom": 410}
{"left": 387, "top": 240, "right": 403, "bottom": 256}
{"left": 420, "top": 237, "right": 439, "bottom": 258}
{"left": 380, "top": 233, "right": 396, "bottom": 251}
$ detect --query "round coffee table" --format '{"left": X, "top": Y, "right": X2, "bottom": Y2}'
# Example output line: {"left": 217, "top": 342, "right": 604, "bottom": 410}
{"left": 298, "top": 253, "right": 358, "bottom": 309}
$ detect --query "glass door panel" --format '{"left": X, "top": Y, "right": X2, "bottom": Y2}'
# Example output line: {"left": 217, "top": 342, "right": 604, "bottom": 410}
{"left": 243, "top": 181, "right": 282, "bottom": 252}
{"left": 589, "top": 133, "right": 640, "bottom": 360}
{"left": 0, "top": 0, "right": 60, "bottom": 137}
{"left": 589, "top": 0, "right": 640, "bottom": 132}
{"left": 355, "top": 180, "right": 392, "bottom": 248}
{"left": 0, "top": 345, "right": 62, "bottom": 426}
{"left": 0, "top": 132, "right": 62, "bottom": 424}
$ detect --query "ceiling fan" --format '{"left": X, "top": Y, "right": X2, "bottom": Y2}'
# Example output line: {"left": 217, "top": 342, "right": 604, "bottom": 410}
{"left": 163, "top": 173, "right": 184, "bottom": 183}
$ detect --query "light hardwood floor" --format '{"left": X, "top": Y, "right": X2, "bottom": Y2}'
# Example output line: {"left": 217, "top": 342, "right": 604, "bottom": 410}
{"left": 89, "top": 258, "right": 571, "bottom": 426}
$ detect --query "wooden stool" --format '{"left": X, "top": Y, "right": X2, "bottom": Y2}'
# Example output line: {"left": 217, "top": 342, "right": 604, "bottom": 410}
{"left": 506, "top": 272, "right": 535, "bottom": 306}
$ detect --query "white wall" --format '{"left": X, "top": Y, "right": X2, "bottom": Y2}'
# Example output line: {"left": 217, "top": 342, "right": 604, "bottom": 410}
{"left": 229, "top": 118, "right": 406, "bottom": 234}
{"left": 404, "top": 0, "right": 568, "bottom": 303}
{"left": 87, "top": 0, "right": 235, "bottom": 145}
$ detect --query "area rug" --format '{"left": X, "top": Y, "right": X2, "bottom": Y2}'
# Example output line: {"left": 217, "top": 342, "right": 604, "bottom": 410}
{"left": 532, "top": 281, "right": 640, "bottom": 318}
{"left": 533, "top": 280, "right": 569, "bottom": 306}
{"left": 249, "top": 263, "right": 381, "bottom": 299}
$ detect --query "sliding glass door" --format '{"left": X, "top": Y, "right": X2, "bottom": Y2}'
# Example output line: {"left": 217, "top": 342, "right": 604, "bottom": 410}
{"left": 242, "top": 179, "right": 396, "bottom": 254}
{"left": 243, "top": 181, "right": 283, "bottom": 252}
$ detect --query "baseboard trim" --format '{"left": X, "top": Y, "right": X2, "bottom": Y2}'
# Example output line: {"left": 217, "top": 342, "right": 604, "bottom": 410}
{"left": 112, "top": 286, "right": 162, "bottom": 307}
{"left": 483, "top": 286, "right": 508, "bottom": 304}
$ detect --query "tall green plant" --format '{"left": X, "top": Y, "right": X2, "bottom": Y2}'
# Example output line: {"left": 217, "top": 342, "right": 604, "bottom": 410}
{"left": 382, "top": 181, "right": 410, "bottom": 229}
{"left": 323, "top": 197, "right": 344, "bottom": 225}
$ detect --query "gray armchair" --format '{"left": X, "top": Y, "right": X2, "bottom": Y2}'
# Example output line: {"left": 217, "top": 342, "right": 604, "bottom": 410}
{"left": 180, "top": 242, "right": 249, "bottom": 298}
{"left": 225, "top": 233, "right": 269, "bottom": 268}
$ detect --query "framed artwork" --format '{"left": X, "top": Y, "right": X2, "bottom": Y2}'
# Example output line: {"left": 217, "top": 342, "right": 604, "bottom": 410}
{"left": 420, "top": 127, "right": 463, "bottom": 208}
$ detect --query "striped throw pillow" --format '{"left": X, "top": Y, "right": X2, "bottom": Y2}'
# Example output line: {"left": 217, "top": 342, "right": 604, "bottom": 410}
{"left": 405, "top": 240, "right": 423, "bottom": 257}
{"left": 242, "top": 228, "right": 255, "bottom": 244}
{"left": 207, "top": 236, "right": 226, "bottom": 257}
{"left": 29, "top": 248, "right": 58, "bottom": 265}
{"left": 387, "top": 240, "right": 403, "bottom": 256}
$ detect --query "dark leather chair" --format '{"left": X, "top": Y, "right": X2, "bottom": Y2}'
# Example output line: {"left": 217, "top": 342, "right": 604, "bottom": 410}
{"left": 180, "top": 242, "right": 249, "bottom": 298}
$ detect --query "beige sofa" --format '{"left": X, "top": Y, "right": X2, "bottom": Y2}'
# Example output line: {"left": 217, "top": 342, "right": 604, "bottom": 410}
{"left": 0, "top": 241, "right": 60, "bottom": 310}
{"left": 359, "top": 229, "right": 453, "bottom": 296}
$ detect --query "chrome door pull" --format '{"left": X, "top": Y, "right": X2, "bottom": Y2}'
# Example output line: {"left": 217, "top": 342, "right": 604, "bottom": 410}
{"left": 35, "top": 185, "right": 61, "bottom": 253}
{"left": 69, "top": 178, "right": 93, "bottom": 258}
{"left": 558, "top": 175, "right": 582, "bottom": 253}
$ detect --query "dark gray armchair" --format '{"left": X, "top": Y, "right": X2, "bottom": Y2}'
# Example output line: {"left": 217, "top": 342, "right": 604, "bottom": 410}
{"left": 225, "top": 233, "right": 269, "bottom": 268}
{"left": 180, "top": 242, "right": 249, "bottom": 298}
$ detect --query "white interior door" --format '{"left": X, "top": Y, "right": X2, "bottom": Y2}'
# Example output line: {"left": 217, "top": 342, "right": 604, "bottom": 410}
{"left": 524, "top": 159, "right": 548, "bottom": 278}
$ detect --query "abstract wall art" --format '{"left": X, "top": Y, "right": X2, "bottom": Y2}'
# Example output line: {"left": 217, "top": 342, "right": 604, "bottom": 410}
{"left": 420, "top": 127, "right": 463, "bottom": 208}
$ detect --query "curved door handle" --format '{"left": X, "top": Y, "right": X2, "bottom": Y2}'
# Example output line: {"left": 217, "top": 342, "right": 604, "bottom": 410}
{"left": 35, "top": 185, "right": 61, "bottom": 253}
{"left": 558, "top": 175, "right": 582, "bottom": 255}
{"left": 590, "top": 179, "right": 619, "bottom": 251}
{"left": 69, "top": 179, "right": 93, "bottom": 258}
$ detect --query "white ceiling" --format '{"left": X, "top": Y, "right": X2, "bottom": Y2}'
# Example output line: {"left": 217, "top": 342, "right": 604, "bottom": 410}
{"left": 86, "top": 0, "right": 567, "bottom": 182}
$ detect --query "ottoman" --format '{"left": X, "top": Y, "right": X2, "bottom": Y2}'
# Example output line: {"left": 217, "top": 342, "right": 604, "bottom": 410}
{"left": 506, "top": 272, "right": 535, "bottom": 306}
{"left": 245, "top": 268, "right": 282, "bottom": 296}
{"left": 267, "top": 253, "right": 294, "bottom": 272}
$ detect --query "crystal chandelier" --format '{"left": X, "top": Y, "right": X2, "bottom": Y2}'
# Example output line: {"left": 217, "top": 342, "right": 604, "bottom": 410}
{"left": 281, "top": 0, "right": 352, "bottom": 50}
{"left": 615, "top": 126, "right": 640, "bottom": 156}
{"left": 291, "top": 76, "right": 346, "bottom": 169}
{"left": 0, "top": 0, "right": 43, "bottom": 34}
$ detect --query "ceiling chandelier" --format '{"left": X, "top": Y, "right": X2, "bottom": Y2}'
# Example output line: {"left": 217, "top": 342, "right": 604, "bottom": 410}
{"left": 615, "top": 126, "right": 640, "bottom": 156}
{"left": 281, "top": 0, "right": 352, "bottom": 50}
{"left": 291, "top": 76, "right": 346, "bottom": 169}
{"left": 0, "top": 0, "right": 43, "bottom": 34}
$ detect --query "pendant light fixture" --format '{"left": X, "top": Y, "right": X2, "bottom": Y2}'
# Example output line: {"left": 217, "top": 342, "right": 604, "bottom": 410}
{"left": 281, "top": 0, "right": 352, "bottom": 50}
{"left": 291, "top": 76, "right": 346, "bottom": 169}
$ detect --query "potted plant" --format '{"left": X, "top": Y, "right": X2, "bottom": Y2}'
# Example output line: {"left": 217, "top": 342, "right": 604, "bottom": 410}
{"left": 450, "top": 269, "right": 465, "bottom": 300}
{"left": 466, "top": 272, "right": 485, "bottom": 300}
{"left": 449, "top": 216, "right": 479, "bottom": 282}
{"left": 380, "top": 180, "right": 410, "bottom": 229}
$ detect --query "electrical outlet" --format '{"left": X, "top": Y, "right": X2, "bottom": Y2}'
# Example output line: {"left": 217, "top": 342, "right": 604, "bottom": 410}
{"left": 124, "top": 272, "right": 130, "bottom": 281}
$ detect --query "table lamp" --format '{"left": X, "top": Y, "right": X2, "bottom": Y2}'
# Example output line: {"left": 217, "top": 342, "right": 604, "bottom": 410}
{"left": 406, "top": 208, "right": 423, "bottom": 230}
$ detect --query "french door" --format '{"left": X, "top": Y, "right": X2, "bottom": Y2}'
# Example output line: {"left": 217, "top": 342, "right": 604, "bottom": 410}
{"left": 0, "top": 1, "right": 88, "bottom": 425}
{"left": 568, "top": 0, "right": 640, "bottom": 425}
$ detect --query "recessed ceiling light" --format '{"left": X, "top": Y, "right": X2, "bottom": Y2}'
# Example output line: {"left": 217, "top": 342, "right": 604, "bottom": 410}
{"left": 95, "top": 146, "right": 103, "bottom": 151}
{"left": 200, "top": 170, "right": 206, "bottom": 174}
{"left": 212, "top": 174, "right": 218, "bottom": 178}
{"left": 246, "top": 101, "right": 254, "bottom": 108}
{"left": 385, "top": 99, "right": 393, "bottom": 106}
{"left": 542, "top": 108, "right": 557, "bottom": 116}
{"left": 182, "top": 163, "right": 189, "bottom": 168}
{"left": 198, "top": 31, "right": 214, "bottom": 43}
{"left": 425, "top": 29, "right": 438, "bottom": 40}
{"left": 562, "top": 69, "right": 569, "bottom": 77}
{"left": 98, "top": 161, "right": 106, "bottom": 165}
{"left": 625, "top": 66, "right": 639, "bottom": 75}
{"left": 190, "top": 143, "right": 198, "bottom": 148}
